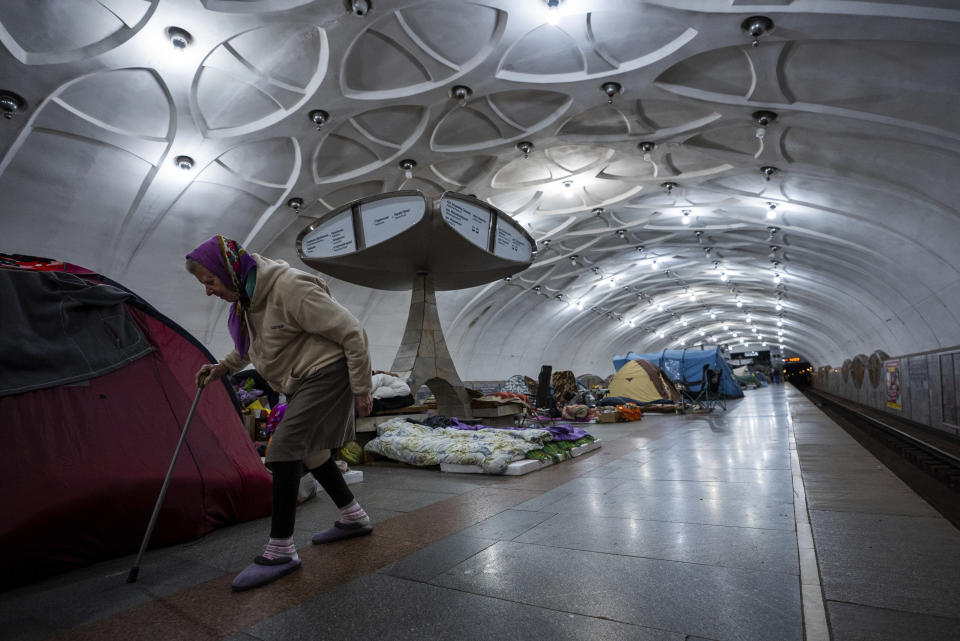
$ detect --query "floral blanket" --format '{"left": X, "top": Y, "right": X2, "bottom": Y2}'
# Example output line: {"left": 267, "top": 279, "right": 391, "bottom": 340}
{"left": 365, "top": 417, "right": 552, "bottom": 474}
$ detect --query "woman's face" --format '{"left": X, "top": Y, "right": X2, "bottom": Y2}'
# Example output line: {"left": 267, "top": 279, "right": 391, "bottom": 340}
{"left": 192, "top": 264, "right": 239, "bottom": 302}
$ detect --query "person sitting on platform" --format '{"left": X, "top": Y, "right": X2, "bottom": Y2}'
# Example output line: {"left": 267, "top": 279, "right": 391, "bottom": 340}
{"left": 185, "top": 234, "right": 373, "bottom": 592}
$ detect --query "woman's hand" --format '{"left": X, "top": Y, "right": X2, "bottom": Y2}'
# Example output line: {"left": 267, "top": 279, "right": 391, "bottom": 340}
{"left": 354, "top": 392, "right": 373, "bottom": 418}
{"left": 195, "top": 362, "right": 227, "bottom": 388}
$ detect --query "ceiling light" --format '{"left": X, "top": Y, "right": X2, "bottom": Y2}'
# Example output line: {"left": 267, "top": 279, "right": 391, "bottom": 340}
{"left": 760, "top": 166, "right": 779, "bottom": 181}
{"left": 722, "top": 325, "right": 729, "bottom": 330}
{"left": 616, "top": 229, "right": 626, "bottom": 239}
{"left": 720, "top": 271, "right": 728, "bottom": 281}
{"left": 766, "top": 202, "right": 777, "bottom": 220}
{"left": 710, "top": 312, "right": 717, "bottom": 319}
{"left": 575, "top": 300, "right": 583, "bottom": 310}
{"left": 661, "top": 181, "right": 678, "bottom": 195}
{"left": 399, "top": 158, "right": 416, "bottom": 179}
{"left": 351, "top": 0, "right": 370, "bottom": 16}
{"left": 681, "top": 209, "right": 691, "bottom": 225}
{"left": 0, "top": 90, "right": 26, "bottom": 119}
{"left": 516, "top": 140, "right": 534, "bottom": 159}
{"left": 656, "top": 302, "right": 664, "bottom": 311}
{"left": 545, "top": 0, "right": 560, "bottom": 24}
{"left": 286, "top": 197, "right": 304, "bottom": 212}
{"left": 569, "top": 254, "right": 578, "bottom": 265}
{"left": 174, "top": 155, "right": 194, "bottom": 170}
{"left": 166, "top": 27, "right": 192, "bottom": 50}
{"left": 682, "top": 319, "right": 688, "bottom": 326}
{"left": 777, "top": 320, "right": 783, "bottom": 326}
{"left": 608, "top": 277, "right": 616, "bottom": 287}
{"left": 308, "top": 109, "right": 329, "bottom": 130}
{"left": 773, "top": 272, "right": 782, "bottom": 283}
{"left": 775, "top": 303, "right": 782, "bottom": 311}
{"left": 600, "top": 81, "right": 622, "bottom": 104}
{"left": 736, "top": 300, "right": 743, "bottom": 308}
{"left": 753, "top": 110, "right": 778, "bottom": 127}
{"left": 450, "top": 85, "right": 472, "bottom": 107}
{"left": 741, "top": 15, "right": 774, "bottom": 47}
{"left": 650, "top": 258, "right": 658, "bottom": 269}
{"left": 563, "top": 179, "right": 573, "bottom": 189}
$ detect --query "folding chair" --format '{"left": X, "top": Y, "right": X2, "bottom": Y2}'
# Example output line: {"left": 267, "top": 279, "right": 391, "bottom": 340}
{"left": 679, "top": 365, "right": 727, "bottom": 412}
{"left": 700, "top": 367, "right": 727, "bottom": 411}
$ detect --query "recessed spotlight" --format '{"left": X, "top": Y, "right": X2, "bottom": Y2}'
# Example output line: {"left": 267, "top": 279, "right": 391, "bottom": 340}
{"left": 399, "top": 158, "right": 416, "bottom": 179}
{"left": 600, "top": 81, "right": 622, "bottom": 104}
{"left": 166, "top": 27, "right": 192, "bottom": 50}
{"left": 450, "top": 85, "right": 472, "bottom": 107}
{"left": 0, "top": 90, "right": 26, "bottom": 119}
{"left": 174, "top": 155, "right": 194, "bottom": 170}
{"left": 545, "top": 0, "right": 561, "bottom": 24}
{"left": 308, "top": 109, "right": 329, "bottom": 130}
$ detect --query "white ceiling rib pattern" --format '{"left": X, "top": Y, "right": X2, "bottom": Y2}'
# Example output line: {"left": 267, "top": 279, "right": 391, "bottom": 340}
{"left": 1, "top": 0, "right": 959, "bottom": 379}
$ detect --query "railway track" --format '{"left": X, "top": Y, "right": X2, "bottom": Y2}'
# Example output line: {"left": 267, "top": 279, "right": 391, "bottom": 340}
{"left": 803, "top": 388, "right": 960, "bottom": 527}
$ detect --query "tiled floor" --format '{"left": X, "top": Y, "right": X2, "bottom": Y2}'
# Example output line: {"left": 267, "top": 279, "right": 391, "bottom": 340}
{"left": 5, "top": 386, "right": 960, "bottom": 641}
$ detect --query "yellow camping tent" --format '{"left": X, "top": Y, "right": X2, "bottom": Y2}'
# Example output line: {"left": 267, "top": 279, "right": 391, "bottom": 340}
{"left": 608, "top": 359, "right": 681, "bottom": 403}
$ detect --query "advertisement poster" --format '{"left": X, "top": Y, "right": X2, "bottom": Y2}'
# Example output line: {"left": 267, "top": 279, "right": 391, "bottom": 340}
{"left": 885, "top": 359, "right": 902, "bottom": 410}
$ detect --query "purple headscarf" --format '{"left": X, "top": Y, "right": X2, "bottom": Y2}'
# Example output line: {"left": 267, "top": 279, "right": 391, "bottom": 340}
{"left": 187, "top": 235, "right": 257, "bottom": 357}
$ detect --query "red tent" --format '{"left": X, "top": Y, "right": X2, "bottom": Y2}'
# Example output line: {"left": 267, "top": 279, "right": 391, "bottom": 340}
{"left": 0, "top": 257, "right": 272, "bottom": 589}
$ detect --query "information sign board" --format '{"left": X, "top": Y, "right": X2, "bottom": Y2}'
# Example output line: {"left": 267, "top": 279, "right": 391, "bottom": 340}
{"left": 301, "top": 210, "right": 356, "bottom": 258}
{"left": 360, "top": 195, "right": 425, "bottom": 248}
{"left": 493, "top": 219, "right": 533, "bottom": 261}
{"left": 440, "top": 197, "right": 491, "bottom": 250}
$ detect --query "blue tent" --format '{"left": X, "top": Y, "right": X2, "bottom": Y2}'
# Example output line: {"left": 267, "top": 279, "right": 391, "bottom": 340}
{"left": 613, "top": 348, "right": 744, "bottom": 399}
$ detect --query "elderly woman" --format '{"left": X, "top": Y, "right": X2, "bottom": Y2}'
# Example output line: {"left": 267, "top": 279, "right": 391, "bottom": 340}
{"left": 186, "top": 235, "right": 373, "bottom": 592}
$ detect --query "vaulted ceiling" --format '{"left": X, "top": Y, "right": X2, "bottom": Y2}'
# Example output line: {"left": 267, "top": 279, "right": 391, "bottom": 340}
{"left": 2, "top": 0, "right": 959, "bottom": 379}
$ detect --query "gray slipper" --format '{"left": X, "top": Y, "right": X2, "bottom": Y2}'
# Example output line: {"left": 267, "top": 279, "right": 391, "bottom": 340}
{"left": 231, "top": 555, "right": 301, "bottom": 592}
{"left": 311, "top": 521, "right": 373, "bottom": 544}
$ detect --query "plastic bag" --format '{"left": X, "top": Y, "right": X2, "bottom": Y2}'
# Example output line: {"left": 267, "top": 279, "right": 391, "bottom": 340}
{"left": 338, "top": 440, "right": 363, "bottom": 465}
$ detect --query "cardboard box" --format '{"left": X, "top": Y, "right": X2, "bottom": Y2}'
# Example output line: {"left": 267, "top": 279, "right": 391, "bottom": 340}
{"left": 597, "top": 412, "right": 619, "bottom": 423}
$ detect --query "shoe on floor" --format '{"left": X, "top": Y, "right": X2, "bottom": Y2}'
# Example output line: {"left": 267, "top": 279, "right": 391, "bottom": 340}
{"left": 231, "top": 555, "right": 301, "bottom": 592}
{"left": 311, "top": 520, "right": 373, "bottom": 544}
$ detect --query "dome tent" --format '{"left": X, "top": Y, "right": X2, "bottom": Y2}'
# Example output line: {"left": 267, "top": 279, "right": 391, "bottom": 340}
{"left": 608, "top": 359, "right": 682, "bottom": 404}
{"left": 0, "top": 258, "right": 272, "bottom": 589}
{"left": 613, "top": 348, "right": 744, "bottom": 399}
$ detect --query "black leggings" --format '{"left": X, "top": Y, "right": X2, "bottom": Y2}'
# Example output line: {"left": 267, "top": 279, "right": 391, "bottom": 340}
{"left": 269, "top": 458, "right": 356, "bottom": 538}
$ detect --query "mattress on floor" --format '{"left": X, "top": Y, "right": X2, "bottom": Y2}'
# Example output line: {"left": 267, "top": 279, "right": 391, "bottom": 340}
{"left": 364, "top": 417, "right": 552, "bottom": 474}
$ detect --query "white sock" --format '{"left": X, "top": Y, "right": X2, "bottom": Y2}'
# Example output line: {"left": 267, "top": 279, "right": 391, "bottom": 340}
{"left": 263, "top": 536, "right": 299, "bottom": 561}
{"left": 339, "top": 500, "right": 370, "bottom": 526}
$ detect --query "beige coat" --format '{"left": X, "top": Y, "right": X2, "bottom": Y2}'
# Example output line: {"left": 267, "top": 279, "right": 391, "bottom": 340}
{"left": 220, "top": 255, "right": 372, "bottom": 396}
